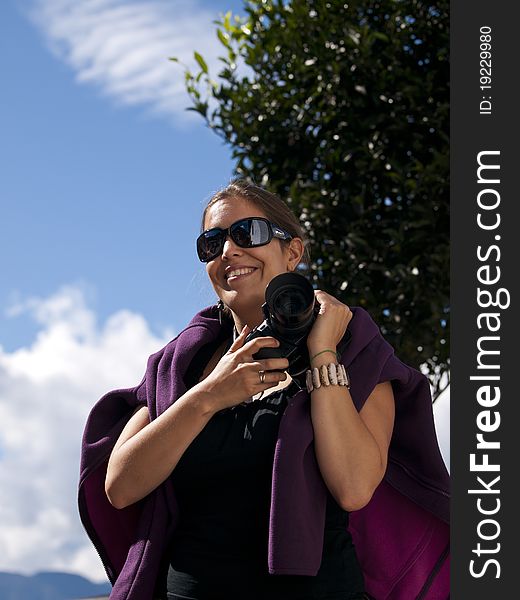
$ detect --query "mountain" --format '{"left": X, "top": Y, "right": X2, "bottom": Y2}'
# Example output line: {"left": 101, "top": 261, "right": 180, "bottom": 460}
{"left": 0, "top": 571, "right": 111, "bottom": 600}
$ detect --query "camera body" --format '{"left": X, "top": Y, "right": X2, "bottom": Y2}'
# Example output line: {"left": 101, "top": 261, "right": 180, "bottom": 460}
{"left": 243, "top": 272, "right": 350, "bottom": 387}
{"left": 245, "top": 300, "right": 320, "bottom": 378}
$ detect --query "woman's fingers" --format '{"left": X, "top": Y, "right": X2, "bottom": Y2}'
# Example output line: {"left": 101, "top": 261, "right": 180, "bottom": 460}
{"left": 225, "top": 334, "right": 280, "bottom": 363}
{"left": 227, "top": 327, "right": 281, "bottom": 358}
{"left": 252, "top": 357, "right": 290, "bottom": 371}
{"left": 227, "top": 324, "right": 251, "bottom": 352}
{"left": 222, "top": 324, "right": 288, "bottom": 372}
{"left": 204, "top": 324, "right": 291, "bottom": 409}
{"left": 241, "top": 335, "right": 280, "bottom": 356}
{"left": 254, "top": 368, "right": 288, "bottom": 386}
{"left": 309, "top": 289, "right": 353, "bottom": 344}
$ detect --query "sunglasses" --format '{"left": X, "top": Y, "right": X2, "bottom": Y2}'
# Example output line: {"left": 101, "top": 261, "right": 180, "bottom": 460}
{"left": 196, "top": 217, "right": 293, "bottom": 262}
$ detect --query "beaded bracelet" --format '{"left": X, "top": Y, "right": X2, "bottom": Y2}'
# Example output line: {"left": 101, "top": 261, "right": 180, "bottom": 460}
{"left": 305, "top": 362, "right": 351, "bottom": 393}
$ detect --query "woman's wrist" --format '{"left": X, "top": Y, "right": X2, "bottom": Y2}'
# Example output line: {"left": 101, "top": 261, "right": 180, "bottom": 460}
{"left": 191, "top": 380, "right": 221, "bottom": 417}
{"left": 308, "top": 343, "right": 339, "bottom": 367}
{"left": 309, "top": 348, "right": 339, "bottom": 365}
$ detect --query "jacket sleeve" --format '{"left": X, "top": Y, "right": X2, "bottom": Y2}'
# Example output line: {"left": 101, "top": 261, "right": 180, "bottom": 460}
{"left": 78, "top": 378, "right": 146, "bottom": 583}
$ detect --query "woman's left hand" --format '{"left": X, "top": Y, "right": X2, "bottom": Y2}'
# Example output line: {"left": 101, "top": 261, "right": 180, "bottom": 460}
{"left": 306, "top": 290, "right": 353, "bottom": 354}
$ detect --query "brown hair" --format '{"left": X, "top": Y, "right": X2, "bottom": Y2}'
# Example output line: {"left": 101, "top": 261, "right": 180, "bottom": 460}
{"left": 201, "top": 178, "right": 311, "bottom": 268}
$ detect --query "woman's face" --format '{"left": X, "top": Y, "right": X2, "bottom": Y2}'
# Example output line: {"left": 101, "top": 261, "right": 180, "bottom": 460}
{"left": 203, "top": 196, "right": 303, "bottom": 325}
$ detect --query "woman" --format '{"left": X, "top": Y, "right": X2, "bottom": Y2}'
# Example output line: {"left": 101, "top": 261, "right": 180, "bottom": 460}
{"left": 79, "top": 180, "right": 450, "bottom": 600}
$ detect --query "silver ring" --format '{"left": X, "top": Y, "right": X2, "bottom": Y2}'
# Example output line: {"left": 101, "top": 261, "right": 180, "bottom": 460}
{"left": 259, "top": 370, "right": 266, "bottom": 384}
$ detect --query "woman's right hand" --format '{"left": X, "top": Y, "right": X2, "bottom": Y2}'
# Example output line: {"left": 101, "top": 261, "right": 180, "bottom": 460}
{"left": 197, "top": 325, "right": 290, "bottom": 412}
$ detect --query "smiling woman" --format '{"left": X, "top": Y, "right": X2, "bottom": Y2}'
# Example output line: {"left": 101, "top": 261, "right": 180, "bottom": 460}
{"left": 79, "top": 179, "right": 450, "bottom": 600}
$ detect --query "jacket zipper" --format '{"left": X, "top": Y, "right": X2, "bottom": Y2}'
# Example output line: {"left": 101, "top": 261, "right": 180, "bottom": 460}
{"left": 415, "top": 543, "right": 450, "bottom": 600}
{"left": 78, "top": 488, "right": 116, "bottom": 585}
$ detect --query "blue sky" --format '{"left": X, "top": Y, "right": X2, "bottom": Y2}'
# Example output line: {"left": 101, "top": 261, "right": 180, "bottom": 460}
{"left": 1, "top": 0, "right": 246, "bottom": 353}
{"left": 0, "top": 0, "right": 258, "bottom": 581}
{"left": 0, "top": 0, "right": 450, "bottom": 582}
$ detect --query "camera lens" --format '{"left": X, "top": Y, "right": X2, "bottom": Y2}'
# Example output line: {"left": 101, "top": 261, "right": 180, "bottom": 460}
{"left": 273, "top": 288, "right": 308, "bottom": 318}
{"left": 265, "top": 272, "right": 315, "bottom": 335}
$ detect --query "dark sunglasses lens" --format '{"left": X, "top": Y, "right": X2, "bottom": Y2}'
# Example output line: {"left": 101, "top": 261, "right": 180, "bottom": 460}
{"left": 231, "top": 219, "right": 270, "bottom": 247}
{"left": 197, "top": 219, "right": 273, "bottom": 261}
{"left": 197, "top": 230, "right": 224, "bottom": 261}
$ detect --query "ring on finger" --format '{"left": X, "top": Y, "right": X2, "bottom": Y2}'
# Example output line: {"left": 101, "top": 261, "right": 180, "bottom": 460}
{"left": 258, "top": 370, "right": 266, "bottom": 384}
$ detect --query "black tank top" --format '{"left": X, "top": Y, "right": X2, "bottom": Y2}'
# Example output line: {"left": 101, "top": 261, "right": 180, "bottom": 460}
{"left": 166, "top": 377, "right": 365, "bottom": 600}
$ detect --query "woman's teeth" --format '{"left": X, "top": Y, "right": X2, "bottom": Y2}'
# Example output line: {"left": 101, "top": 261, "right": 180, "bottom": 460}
{"left": 227, "top": 268, "right": 256, "bottom": 280}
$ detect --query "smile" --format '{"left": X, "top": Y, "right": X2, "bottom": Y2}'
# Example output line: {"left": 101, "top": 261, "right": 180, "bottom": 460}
{"left": 226, "top": 267, "right": 257, "bottom": 282}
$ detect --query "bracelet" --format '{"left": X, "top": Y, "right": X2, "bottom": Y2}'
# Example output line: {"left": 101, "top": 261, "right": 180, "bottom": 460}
{"left": 309, "top": 348, "right": 339, "bottom": 363}
{"left": 305, "top": 362, "right": 351, "bottom": 393}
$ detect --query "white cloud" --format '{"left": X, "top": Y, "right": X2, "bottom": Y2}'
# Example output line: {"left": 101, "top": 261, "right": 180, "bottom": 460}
{"left": 433, "top": 384, "right": 450, "bottom": 472}
{"left": 0, "top": 285, "right": 172, "bottom": 581}
{"left": 420, "top": 365, "right": 450, "bottom": 472}
{"left": 27, "top": 0, "right": 236, "bottom": 124}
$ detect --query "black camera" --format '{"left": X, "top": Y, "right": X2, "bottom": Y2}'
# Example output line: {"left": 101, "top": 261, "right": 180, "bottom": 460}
{"left": 244, "top": 272, "right": 350, "bottom": 387}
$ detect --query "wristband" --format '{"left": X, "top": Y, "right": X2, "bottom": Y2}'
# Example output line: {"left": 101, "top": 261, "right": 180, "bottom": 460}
{"left": 309, "top": 348, "right": 340, "bottom": 363}
{"left": 306, "top": 362, "right": 350, "bottom": 393}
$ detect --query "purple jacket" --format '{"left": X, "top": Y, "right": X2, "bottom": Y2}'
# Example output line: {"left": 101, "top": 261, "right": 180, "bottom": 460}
{"left": 79, "top": 305, "right": 450, "bottom": 599}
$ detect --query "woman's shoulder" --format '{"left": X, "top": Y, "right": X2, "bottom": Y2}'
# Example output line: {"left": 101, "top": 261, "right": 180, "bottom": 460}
{"left": 339, "top": 306, "right": 390, "bottom": 367}
{"left": 146, "top": 307, "right": 229, "bottom": 367}
{"left": 349, "top": 306, "right": 381, "bottom": 334}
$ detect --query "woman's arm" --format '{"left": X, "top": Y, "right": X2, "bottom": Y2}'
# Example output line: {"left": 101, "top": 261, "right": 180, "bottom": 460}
{"left": 105, "top": 330, "right": 288, "bottom": 509}
{"left": 105, "top": 384, "right": 217, "bottom": 509}
{"left": 310, "top": 370, "right": 395, "bottom": 512}
{"left": 306, "top": 289, "right": 395, "bottom": 511}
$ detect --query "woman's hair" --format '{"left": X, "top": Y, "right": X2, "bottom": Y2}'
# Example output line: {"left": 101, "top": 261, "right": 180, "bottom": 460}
{"left": 201, "top": 178, "right": 311, "bottom": 268}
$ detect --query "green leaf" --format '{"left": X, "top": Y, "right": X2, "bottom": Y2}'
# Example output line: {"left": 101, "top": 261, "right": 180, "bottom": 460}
{"left": 223, "top": 11, "right": 232, "bottom": 32}
{"left": 217, "top": 28, "right": 230, "bottom": 47}
{"left": 194, "top": 51, "right": 208, "bottom": 74}
{"left": 372, "top": 32, "right": 389, "bottom": 43}
{"left": 186, "top": 103, "right": 208, "bottom": 117}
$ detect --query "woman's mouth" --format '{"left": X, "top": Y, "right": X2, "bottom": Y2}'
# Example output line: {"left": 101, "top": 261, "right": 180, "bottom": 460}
{"left": 226, "top": 267, "right": 258, "bottom": 283}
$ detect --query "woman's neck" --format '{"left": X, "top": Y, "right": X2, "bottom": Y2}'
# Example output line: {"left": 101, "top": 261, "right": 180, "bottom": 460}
{"left": 231, "top": 307, "right": 265, "bottom": 335}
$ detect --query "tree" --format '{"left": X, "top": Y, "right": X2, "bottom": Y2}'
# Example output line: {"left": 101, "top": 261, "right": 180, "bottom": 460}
{"left": 173, "top": 0, "right": 449, "bottom": 398}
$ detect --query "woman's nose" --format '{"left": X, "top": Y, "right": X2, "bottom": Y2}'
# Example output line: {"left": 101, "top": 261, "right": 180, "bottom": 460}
{"left": 221, "top": 236, "right": 243, "bottom": 259}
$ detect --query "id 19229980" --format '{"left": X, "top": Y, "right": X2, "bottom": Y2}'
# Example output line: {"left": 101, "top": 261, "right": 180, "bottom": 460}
{"left": 480, "top": 26, "right": 492, "bottom": 115}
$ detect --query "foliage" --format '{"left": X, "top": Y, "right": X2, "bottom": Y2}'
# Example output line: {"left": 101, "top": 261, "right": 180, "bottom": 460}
{"left": 172, "top": 0, "right": 449, "bottom": 398}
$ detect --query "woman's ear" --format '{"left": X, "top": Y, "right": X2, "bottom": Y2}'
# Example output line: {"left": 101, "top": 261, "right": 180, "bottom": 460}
{"left": 286, "top": 237, "right": 305, "bottom": 271}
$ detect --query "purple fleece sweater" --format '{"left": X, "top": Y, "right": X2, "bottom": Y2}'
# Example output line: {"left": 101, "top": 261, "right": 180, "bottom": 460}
{"left": 79, "top": 305, "right": 450, "bottom": 599}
